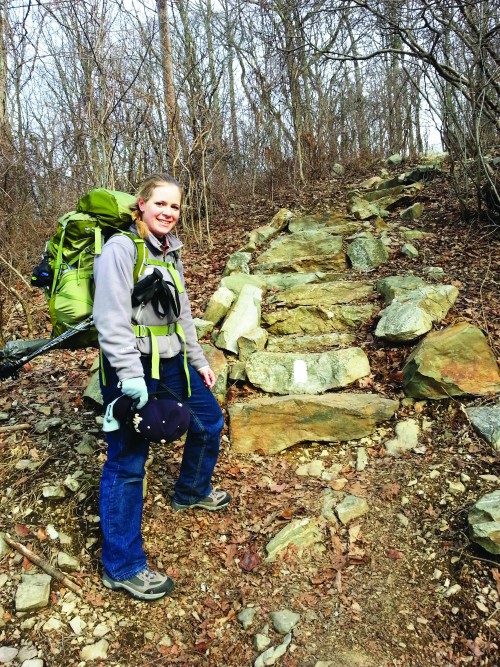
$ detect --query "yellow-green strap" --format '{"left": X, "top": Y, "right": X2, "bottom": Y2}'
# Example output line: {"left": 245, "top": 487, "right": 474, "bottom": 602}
{"left": 99, "top": 348, "right": 106, "bottom": 386}
{"left": 173, "top": 322, "right": 191, "bottom": 397}
{"left": 132, "top": 323, "right": 190, "bottom": 396}
{"left": 51, "top": 223, "right": 67, "bottom": 296}
{"left": 94, "top": 226, "right": 102, "bottom": 254}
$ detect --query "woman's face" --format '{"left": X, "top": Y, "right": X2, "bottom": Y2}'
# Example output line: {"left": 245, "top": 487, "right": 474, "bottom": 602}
{"left": 138, "top": 184, "right": 182, "bottom": 238}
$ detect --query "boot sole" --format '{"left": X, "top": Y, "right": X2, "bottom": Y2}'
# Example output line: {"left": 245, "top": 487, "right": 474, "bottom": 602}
{"left": 102, "top": 576, "right": 174, "bottom": 601}
{"left": 171, "top": 498, "right": 231, "bottom": 512}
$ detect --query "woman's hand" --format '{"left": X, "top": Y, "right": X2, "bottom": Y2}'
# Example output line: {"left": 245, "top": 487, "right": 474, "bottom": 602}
{"left": 198, "top": 366, "right": 216, "bottom": 388}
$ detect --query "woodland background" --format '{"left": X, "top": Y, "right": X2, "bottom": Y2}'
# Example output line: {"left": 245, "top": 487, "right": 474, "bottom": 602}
{"left": 0, "top": 0, "right": 498, "bottom": 342}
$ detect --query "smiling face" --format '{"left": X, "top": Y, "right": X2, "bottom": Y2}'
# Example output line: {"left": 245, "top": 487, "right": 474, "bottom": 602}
{"left": 138, "top": 184, "right": 182, "bottom": 238}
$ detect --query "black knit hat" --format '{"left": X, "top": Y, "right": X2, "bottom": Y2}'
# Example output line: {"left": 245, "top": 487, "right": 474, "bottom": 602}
{"left": 112, "top": 395, "right": 190, "bottom": 443}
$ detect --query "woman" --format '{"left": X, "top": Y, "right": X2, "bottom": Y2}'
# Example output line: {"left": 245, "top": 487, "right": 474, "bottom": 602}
{"left": 93, "top": 173, "right": 230, "bottom": 602}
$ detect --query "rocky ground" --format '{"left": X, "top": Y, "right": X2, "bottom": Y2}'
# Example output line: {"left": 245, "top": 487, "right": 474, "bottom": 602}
{"left": 0, "top": 161, "right": 499, "bottom": 666}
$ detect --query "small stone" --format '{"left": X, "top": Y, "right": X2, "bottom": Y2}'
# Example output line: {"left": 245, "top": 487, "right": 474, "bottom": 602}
{"left": 254, "top": 633, "right": 272, "bottom": 652}
{"left": 45, "top": 525, "right": 59, "bottom": 540}
{"left": 397, "top": 513, "right": 409, "bottom": 528}
{"left": 335, "top": 495, "right": 369, "bottom": 525}
{"left": 270, "top": 609, "right": 300, "bottom": 635}
{"left": 237, "top": 606, "right": 257, "bottom": 629}
{"left": 17, "top": 647, "right": 37, "bottom": 662}
{"left": 356, "top": 447, "right": 368, "bottom": 472}
{"left": 93, "top": 623, "right": 111, "bottom": 638}
{"left": 33, "top": 418, "right": 63, "bottom": 434}
{"left": 158, "top": 635, "right": 172, "bottom": 647}
{"left": 15, "top": 573, "right": 51, "bottom": 612}
{"left": 80, "top": 639, "right": 109, "bottom": 661}
{"left": 448, "top": 481, "right": 466, "bottom": 495}
{"left": 401, "top": 243, "right": 419, "bottom": 258}
{"left": 42, "top": 485, "right": 66, "bottom": 499}
{"left": 43, "top": 617, "right": 62, "bottom": 632}
{"left": 0, "top": 647, "right": 19, "bottom": 663}
{"left": 20, "top": 660, "right": 43, "bottom": 667}
{"left": 57, "top": 552, "right": 80, "bottom": 572}
{"left": 0, "top": 533, "right": 10, "bottom": 558}
{"left": 69, "top": 616, "right": 86, "bottom": 635}
{"left": 307, "top": 460, "right": 324, "bottom": 477}
{"left": 429, "top": 470, "right": 440, "bottom": 479}
{"left": 444, "top": 584, "right": 462, "bottom": 597}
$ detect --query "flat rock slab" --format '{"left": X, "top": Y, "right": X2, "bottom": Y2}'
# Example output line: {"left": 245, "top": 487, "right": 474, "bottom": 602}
{"left": 466, "top": 403, "right": 500, "bottom": 451}
{"left": 254, "top": 253, "right": 347, "bottom": 274}
{"left": 266, "top": 332, "right": 356, "bottom": 353}
{"left": 265, "top": 518, "right": 323, "bottom": 562}
{"left": 245, "top": 348, "right": 370, "bottom": 395}
{"left": 263, "top": 304, "right": 377, "bottom": 335}
{"left": 347, "top": 236, "right": 389, "bottom": 271}
{"left": 376, "top": 275, "right": 427, "bottom": 304}
{"left": 403, "top": 322, "right": 500, "bottom": 398}
{"left": 215, "top": 284, "right": 263, "bottom": 354}
{"left": 15, "top": 573, "right": 51, "bottom": 612}
{"left": 289, "top": 214, "right": 362, "bottom": 235}
{"left": 468, "top": 490, "right": 500, "bottom": 554}
{"left": 375, "top": 285, "right": 459, "bottom": 341}
{"left": 229, "top": 393, "right": 399, "bottom": 454}
{"left": 255, "top": 272, "right": 349, "bottom": 291}
{"left": 267, "top": 280, "right": 374, "bottom": 307}
{"left": 201, "top": 344, "right": 228, "bottom": 403}
{"left": 256, "top": 231, "right": 343, "bottom": 264}
{"left": 220, "top": 274, "right": 269, "bottom": 295}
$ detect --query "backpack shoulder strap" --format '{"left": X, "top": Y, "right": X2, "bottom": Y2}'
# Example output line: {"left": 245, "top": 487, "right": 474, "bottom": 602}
{"left": 109, "top": 231, "right": 146, "bottom": 284}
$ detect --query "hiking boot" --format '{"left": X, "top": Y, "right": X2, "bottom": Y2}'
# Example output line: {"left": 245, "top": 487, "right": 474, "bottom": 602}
{"left": 102, "top": 567, "right": 174, "bottom": 601}
{"left": 171, "top": 489, "right": 231, "bottom": 512}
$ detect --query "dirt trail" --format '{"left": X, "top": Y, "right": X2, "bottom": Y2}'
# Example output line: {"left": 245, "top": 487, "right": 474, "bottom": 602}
{"left": 0, "top": 166, "right": 498, "bottom": 666}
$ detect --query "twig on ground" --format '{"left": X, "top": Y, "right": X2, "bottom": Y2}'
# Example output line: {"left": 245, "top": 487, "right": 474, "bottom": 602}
{"left": 0, "top": 423, "right": 32, "bottom": 433}
{"left": 3, "top": 533, "right": 84, "bottom": 597}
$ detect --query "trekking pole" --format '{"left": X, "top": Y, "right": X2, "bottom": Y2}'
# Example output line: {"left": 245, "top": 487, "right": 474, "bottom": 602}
{"left": 0, "top": 316, "right": 94, "bottom": 380}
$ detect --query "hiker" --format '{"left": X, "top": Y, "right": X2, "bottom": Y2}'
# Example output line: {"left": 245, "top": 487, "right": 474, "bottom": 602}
{"left": 93, "top": 173, "right": 230, "bottom": 601}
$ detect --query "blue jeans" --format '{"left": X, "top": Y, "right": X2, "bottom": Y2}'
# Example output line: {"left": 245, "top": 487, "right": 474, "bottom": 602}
{"left": 99, "top": 354, "right": 224, "bottom": 580}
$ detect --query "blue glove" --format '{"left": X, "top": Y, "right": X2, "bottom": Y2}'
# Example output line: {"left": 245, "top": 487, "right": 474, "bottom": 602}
{"left": 120, "top": 377, "right": 148, "bottom": 410}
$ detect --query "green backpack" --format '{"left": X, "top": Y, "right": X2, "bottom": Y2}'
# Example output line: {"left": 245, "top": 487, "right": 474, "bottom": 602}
{"left": 32, "top": 189, "right": 137, "bottom": 347}
{"left": 32, "top": 187, "right": 190, "bottom": 388}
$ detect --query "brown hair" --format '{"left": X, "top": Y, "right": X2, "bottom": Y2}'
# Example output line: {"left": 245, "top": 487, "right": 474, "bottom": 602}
{"left": 130, "top": 173, "right": 183, "bottom": 239}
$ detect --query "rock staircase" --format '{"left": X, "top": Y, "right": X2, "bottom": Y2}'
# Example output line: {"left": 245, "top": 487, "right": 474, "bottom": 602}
{"left": 194, "top": 160, "right": 499, "bottom": 455}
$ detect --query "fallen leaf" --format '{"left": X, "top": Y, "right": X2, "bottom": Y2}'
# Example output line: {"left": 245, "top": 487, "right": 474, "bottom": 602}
{"left": 86, "top": 591, "right": 106, "bottom": 607}
{"left": 224, "top": 543, "right": 237, "bottom": 568}
{"left": 270, "top": 483, "right": 286, "bottom": 493}
{"left": 36, "top": 527, "right": 48, "bottom": 542}
{"left": 203, "top": 596, "right": 219, "bottom": 611}
{"left": 386, "top": 548, "right": 403, "bottom": 560}
{"left": 14, "top": 524, "right": 32, "bottom": 537}
{"left": 380, "top": 482, "right": 400, "bottom": 500}
{"left": 239, "top": 548, "right": 260, "bottom": 572}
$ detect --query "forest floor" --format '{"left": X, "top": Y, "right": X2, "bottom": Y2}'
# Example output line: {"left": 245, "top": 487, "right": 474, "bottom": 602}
{"left": 0, "top": 164, "right": 499, "bottom": 667}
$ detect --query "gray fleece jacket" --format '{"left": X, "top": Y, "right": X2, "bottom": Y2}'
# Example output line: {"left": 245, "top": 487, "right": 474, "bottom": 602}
{"left": 93, "top": 225, "right": 207, "bottom": 381}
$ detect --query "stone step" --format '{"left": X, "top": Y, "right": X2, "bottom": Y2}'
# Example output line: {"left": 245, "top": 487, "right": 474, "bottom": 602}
{"left": 266, "top": 280, "right": 374, "bottom": 307}
{"left": 228, "top": 393, "right": 399, "bottom": 455}
{"left": 245, "top": 348, "right": 370, "bottom": 395}
{"left": 262, "top": 304, "right": 377, "bottom": 335}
